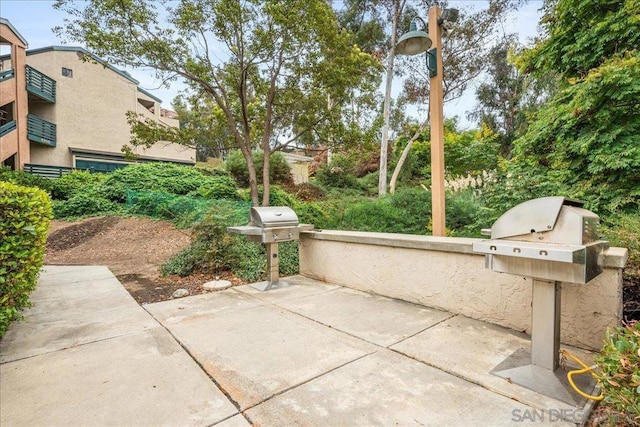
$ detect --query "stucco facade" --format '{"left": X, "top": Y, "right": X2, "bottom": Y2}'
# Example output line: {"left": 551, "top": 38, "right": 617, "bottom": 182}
{"left": 25, "top": 47, "right": 194, "bottom": 169}
{"left": 1, "top": 19, "right": 194, "bottom": 172}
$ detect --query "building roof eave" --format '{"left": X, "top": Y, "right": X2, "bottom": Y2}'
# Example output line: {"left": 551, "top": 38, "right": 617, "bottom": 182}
{"left": 0, "top": 18, "right": 29, "bottom": 47}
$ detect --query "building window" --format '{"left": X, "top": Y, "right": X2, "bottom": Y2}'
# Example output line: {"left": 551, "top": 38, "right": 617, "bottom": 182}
{"left": 62, "top": 67, "right": 73, "bottom": 78}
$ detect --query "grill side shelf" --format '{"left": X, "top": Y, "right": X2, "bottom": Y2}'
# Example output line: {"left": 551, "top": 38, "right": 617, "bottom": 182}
{"left": 227, "top": 225, "right": 263, "bottom": 236}
{"left": 472, "top": 240, "right": 586, "bottom": 264}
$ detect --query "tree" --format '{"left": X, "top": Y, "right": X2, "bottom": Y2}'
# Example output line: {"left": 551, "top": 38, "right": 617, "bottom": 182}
{"left": 391, "top": 118, "right": 499, "bottom": 185}
{"left": 338, "top": 0, "right": 407, "bottom": 196}
{"left": 469, "top": 35, "right": 555, "bottom": 158}
{"left": 172, "top": 95, "right": 233, "bottom": 161}
{"left": 124, "top": 94, "right": 235, "bottom": 162}
{"left": 55, "top": 0, "right": 380, "bottom": 206}
{"left": 510, "top": 0, "right": 640, "bottom": 212}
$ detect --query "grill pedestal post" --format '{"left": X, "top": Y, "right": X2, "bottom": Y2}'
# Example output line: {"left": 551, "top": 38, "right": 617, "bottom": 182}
{"left": 250, "top": 242, "right": 289, "bottom": 292}
{"left": 531, "top": 279, "right": 561, "bottom": 370}
{"left": 266, "top": 242, "right": 279, "bottom": 285}
{"left": 491, "top": 279, "right": 597, "bottom": 407}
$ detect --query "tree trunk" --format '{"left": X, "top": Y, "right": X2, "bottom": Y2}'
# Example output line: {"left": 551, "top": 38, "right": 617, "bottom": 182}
{"left": 239, "top": 144, "right": 260, "bottom": 206}
{"left": 262, "top": 149, "right": 270, "bottom": 206}
{"left": 389, "top": 118, "right": 429, "bottom": 194}
{"left": 378, "top": 0, "right": 403, "bottom": 197}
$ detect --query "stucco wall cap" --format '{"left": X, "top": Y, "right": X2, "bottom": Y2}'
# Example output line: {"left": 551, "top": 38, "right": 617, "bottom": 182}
{"left": 603, "top": 247, "right": 629, "bottom": 268}
{"left": 300, "top": 229, "right": 628, "bottom": 268}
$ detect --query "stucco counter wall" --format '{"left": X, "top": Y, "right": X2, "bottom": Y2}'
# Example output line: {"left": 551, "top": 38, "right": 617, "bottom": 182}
{"left": 299, "top": 230, "right": 627, "bottom": 350}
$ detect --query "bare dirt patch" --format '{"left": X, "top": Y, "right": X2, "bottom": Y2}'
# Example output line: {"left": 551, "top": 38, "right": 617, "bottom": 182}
{"left": 45, "top": 216, "right": 246, "bottom": 304}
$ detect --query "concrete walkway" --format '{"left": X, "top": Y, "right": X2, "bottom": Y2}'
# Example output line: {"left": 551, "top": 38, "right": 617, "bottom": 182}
{"left": 1, "top": 266, "right": 595, "bottom": 426}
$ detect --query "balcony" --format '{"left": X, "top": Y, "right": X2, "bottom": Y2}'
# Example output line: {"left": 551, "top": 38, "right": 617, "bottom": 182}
{"left": 24, "top": 163, "right": 75, "bottom": 179}
{"left": 26, "top": 65, "right": 56, "bottom": 103}
{"left": 27, "top": 114, "right": 56, "bottom": 147}
{"left": 0, "top": 69, "right": 15, "bottom": 81}
{"left": 0, "top": 120, "right": 16, "bottom": 137}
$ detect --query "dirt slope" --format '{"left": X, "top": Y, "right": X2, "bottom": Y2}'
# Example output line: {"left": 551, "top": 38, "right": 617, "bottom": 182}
{"left": 45, "top": 216, "right": 243, "bottom": 304}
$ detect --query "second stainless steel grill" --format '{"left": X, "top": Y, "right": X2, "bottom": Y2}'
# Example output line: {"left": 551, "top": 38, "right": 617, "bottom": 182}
{"left": 472, "top": 196, "right": 609, "bottom": 406}
{"left": 227, "top": 206, "right": 313, "bottom": 291}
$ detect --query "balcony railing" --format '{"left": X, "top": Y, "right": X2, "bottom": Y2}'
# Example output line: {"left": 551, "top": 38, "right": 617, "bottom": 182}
{"left": 26, "top": 65, "right": 56, "bottom": 103}
{"left": 0, "top": 69, "right": 15, "bottom": 81}
{"left": 24, "top": 163, "right": 76, "bottom": 179}
{"left": 0, "top": 120, "right": 16, "bottom": 137}
{"left": 27, "top": 114, "right": 56, "bottom": 147}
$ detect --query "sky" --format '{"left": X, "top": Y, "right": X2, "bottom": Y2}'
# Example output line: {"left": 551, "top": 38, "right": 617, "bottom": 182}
{"left": 0, "top": 0, "right": 544, "bottom": 128}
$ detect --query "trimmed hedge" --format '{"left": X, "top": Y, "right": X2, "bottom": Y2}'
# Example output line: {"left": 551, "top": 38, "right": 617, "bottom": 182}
{"left": 0, "top": 182, "right": 53, "bottom": 337}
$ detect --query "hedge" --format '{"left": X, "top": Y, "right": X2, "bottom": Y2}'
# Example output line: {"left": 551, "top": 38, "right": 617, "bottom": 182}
{"left": 0, "top": 181, "right": 53, "bottom": 337}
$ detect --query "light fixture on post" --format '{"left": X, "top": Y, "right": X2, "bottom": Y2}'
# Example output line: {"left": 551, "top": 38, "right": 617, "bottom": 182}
{"left": 396, "top": 7, "right": 458, "bottom": 237}
{"left": 396, "top": 18, "right": 431, "bottom": 56}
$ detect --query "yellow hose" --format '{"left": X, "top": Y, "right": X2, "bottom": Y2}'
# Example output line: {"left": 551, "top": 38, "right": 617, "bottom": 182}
{"left": 560, "top": 349, "right": 604, "bottom": 401}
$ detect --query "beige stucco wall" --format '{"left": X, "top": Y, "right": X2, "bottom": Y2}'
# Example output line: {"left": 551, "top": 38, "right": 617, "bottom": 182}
{"left": 290, "top": 162, "right": 309, "bottom": 184}
{"left": 25, "top": 49, "right": 194, "bottom": 167}
{"left": 298, "top": 230, "right": 627, "bottom": 350}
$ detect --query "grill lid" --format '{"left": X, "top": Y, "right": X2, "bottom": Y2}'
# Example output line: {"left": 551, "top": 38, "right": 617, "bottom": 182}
{"left": 249, "top": 206, "right": 299, "bottom": 228}
{"left": 489, "top": 196, "right": 584, "bottom": 240}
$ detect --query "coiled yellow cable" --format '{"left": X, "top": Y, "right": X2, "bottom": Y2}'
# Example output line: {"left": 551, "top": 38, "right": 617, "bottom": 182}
{"left": 560, "top": 349, "right": 604, "bottom": 401}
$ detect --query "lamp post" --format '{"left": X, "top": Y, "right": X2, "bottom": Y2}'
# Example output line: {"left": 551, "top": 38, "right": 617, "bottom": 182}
{"left": 396, "top": 7, "right": 458, "bottom": 237}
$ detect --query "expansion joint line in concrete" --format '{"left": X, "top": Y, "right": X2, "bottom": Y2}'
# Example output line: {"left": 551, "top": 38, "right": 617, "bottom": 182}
{"left": 141, "top": 306, "right": 249, "bottom": 424}
{"left": 389, "top": 345, "right": 535, "bottom": 411}
{"left": 386, "top": 313, "right": 457, "bottom": 348}
{"left": 241, "top": 287, "right": 458, "bottom": 352}
{"left": 239, "top": 349, "right": 378, "bottom": 419}
{"left": 0, "top": 332, "right": 134, "bottom": 365}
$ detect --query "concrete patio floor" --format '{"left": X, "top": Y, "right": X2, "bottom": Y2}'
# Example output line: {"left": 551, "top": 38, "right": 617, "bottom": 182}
{"left": 0, "top": 265, "right": 597, "bottom": 426}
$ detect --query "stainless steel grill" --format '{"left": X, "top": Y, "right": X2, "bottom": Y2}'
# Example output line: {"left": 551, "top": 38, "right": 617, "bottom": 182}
{"left": 473, "top": 196, "right": 607, "bottom": 284}
{"left": 227, "top": 206, "right": 313, "bottom": 291}
{"left": 472, "top": 197, "right": 609, "bottom": 405}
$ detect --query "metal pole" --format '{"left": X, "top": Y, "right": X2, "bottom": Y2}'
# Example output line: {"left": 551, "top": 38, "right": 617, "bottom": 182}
{"left": 531, "top": 279, "right": 561, "bottom": 370}
{"left": 428, "top": 6, "right": 446, "bottom": 236}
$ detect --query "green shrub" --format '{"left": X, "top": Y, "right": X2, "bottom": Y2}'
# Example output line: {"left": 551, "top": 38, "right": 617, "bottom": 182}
{"left": 225, "top": 150, "right": 292, "bottom": 187}
{"left": 126, "top": 190, "right": 242, "bottom": 228}
{"left": 0, "top": 182, "right": 52, "bottom": 337}
{"left": 357, "top": 171, "right": 380, "bottom": 196}
{"left": 389, "top": 187, "right": 432, "bottom": 220}
{"left": 339, "top": 195, "right": 429, "bottom": 235}
{"left": 159, "top": 246, "right": 195, "bottom": 276}
{"left": 160, "top": 240, "right": 211, "bottom": 276}
{"left": 602, "top": 213, "right": 640, "bottom": 276}
{"left": 292, "top": 200, "right": 336, "bottom": 229}
{"left": 194, "top": 175, "right": 241, "bottom": 200}
{"left": 280, "top": 182, "right": 325, "bottom": 202}
{"left": 315, "top": 155, "right": 362, "bottom": 190}
{"left": 227, "top": 240, "right": 299, "bottom": 282}
{"left": 0, "top": 167, "right": 53, "bottom": 194}
{"left": 236, "top": 186, "right": 297, "bottom": 206}
{"left": 445, "top": 189, "right": 494, "bottom": 237}
{"left": 227, "top": 239, "right": 266, "bottom": 282}
{"left": 595, "top": 322, "right": 640, "bottom": 425}
{"left": 260, "top": 186, "right": 296, "bottom": 207}
{"left": 96, "top": 163, "right": 215, "bottom": 202}
{"left": 53, "top": 192, "right": 121, "bottom": 219}
{"left": 161, "top": 199, "right": 301, "bottom": 281}
{"left": 161, "top": 201, "right": 251, "bottom": 276}
{"left": 196, "top": 166, "right": 232, "bottom": 177}
{"left": 51, "top": 170, "right": 106, "bottom": 200}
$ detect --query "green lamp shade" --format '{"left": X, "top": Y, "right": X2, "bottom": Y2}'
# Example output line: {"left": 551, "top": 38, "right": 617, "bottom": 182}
{"left": 396, "top": 21, "right": 432, "bottom": 56}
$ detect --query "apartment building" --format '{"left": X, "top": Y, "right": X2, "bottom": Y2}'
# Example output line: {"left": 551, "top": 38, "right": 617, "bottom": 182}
{"left": 0, "top": 18, "right": 195, "bottom": 175}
